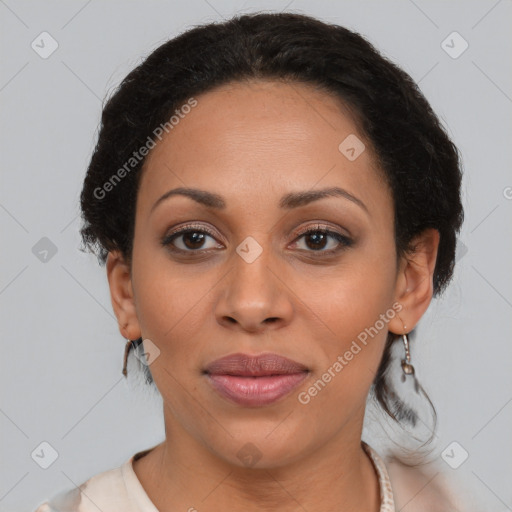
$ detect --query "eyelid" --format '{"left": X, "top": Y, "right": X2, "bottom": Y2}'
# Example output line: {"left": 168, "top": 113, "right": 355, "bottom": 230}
{"left": 164, "top": 221, "right": 348, "bottom": 239}
{"left": 294, "top": 222, "right": 346, "bottom": 238}
{"left": 166, "top": 223, "right": 220, "bottom": 240}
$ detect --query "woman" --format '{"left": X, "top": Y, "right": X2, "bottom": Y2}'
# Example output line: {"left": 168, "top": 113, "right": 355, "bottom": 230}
{"left": 35, "top": 11, "right": 477, "bottom": 512}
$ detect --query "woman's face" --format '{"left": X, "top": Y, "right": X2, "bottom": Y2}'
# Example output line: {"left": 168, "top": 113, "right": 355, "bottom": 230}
{"left": 113, "top": 79, "right": 412, "bottom": 468}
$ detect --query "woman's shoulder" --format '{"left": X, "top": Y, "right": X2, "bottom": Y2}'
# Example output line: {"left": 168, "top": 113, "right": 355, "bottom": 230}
{"left": 33, "top": 460, "right": 131, "bottom": 512}
{"left": 384, "top": 451, "right": 485, "bottom": 512}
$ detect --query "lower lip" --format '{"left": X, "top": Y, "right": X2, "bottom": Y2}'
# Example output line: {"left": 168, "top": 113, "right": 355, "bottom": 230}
{"left": 206, "top": 372, "right": 309, "bottom": 406}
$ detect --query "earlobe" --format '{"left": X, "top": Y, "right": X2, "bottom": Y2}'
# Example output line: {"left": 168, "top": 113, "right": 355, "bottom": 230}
{"left": 106, "top": 250, "right": 141, "bottom": 340}
{"left": 388, "top": 228, "right": 440, "bottom": 334}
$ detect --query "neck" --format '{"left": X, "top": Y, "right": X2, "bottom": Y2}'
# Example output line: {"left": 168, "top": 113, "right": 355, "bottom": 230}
{"left": 133, "top": 406, "right": 380, "bottom": 512}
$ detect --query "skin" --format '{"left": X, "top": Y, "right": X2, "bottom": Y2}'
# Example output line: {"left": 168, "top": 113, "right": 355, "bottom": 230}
{"left": 106, "top": 79, "right": 439, "bottom": 512}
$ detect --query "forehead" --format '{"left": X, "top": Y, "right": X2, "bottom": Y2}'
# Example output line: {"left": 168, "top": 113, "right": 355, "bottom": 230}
{"left": 137, "top": 79, "right": 389, "bottom": 216}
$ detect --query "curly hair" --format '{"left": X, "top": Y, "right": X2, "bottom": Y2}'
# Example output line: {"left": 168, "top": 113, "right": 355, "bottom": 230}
{"left": 79, "top": 12, "right": 464, "bottom": 434}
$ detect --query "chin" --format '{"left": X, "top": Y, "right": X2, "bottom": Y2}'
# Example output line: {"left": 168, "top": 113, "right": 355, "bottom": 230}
{"left": 208, "top": 424, "right": 315, "bottom": 470}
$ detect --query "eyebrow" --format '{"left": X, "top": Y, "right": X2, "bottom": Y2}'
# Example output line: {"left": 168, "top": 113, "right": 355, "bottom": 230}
{"left": 150, "top": 186, "right": 369, "bottom": 214}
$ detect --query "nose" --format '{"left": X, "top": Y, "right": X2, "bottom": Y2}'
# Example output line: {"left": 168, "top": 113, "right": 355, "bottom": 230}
{"left": 214, "top": 243, "right": 294, "bottom": 334}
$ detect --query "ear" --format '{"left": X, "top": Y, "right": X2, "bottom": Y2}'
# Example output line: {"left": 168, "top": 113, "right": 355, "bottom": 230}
{"left": 106, "top": 250, "right": 141, "bottom": 341}
{"left": 388, "top": 228, "right": 440, "bottom": 334}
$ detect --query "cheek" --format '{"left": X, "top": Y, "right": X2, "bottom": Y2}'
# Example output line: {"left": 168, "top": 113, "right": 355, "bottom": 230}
{"left": 299, "top": 241, "right": 397, "bottom": 342}
{"left": 130, "top": 240, "right": 205, "bottom": 354}
{"left": 296, "top": 247, "right": 397, "bottom": 400}
{"left": 296, "top": 291, "right": 392, "bottom": 427}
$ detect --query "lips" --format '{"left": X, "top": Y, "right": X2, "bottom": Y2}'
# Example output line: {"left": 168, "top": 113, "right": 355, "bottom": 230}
{"left": 204, "top": 353, "right": 309, "bottom": 406}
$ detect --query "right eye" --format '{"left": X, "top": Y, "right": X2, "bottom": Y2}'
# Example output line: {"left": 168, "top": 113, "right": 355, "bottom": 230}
{"left": 161, "top": 224, "right": 224, "bottom": 253}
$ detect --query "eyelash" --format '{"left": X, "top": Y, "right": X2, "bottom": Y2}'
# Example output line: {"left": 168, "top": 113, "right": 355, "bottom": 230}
{"left": 161, "top": 223, "right": 353, "bottom": 257}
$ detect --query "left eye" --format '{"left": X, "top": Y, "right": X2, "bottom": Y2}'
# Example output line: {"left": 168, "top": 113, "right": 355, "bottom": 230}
{"left": 292, "top": 228, "right": 352, "bottom": 253}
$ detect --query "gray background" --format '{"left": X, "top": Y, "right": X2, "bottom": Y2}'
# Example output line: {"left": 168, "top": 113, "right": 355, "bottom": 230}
{"left": 1, "top": 0, "right": 511, "bottom": 510}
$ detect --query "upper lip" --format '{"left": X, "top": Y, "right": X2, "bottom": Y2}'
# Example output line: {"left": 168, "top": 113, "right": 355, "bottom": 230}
{"left": 204, "top": 353, "right": 309, "bottom": 376}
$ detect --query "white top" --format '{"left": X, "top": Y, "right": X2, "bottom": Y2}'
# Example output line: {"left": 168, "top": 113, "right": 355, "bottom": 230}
{"left": 33, "top": 442, "right": 474, "bottom": 512}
